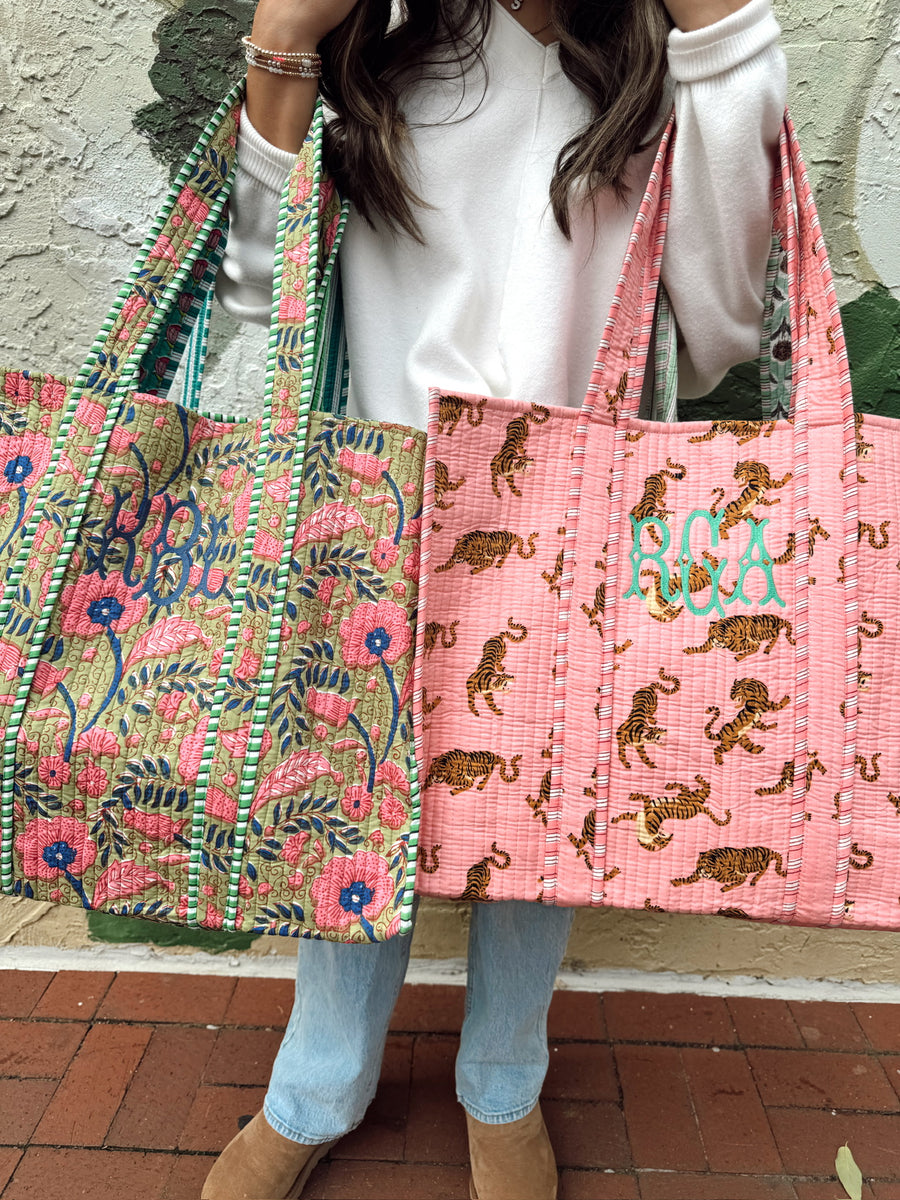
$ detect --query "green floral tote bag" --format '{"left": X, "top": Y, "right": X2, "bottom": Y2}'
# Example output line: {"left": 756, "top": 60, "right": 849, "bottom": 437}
{"left": 0, "top": 84, "right": 425, "bottom": 943}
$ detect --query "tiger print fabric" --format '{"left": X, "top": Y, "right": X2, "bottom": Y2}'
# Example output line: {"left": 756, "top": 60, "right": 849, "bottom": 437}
{"left": 412, "top": 116, "right": 899, "bottom": 929}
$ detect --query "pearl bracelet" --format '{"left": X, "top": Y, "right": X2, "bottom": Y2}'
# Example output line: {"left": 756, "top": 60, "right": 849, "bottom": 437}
{"left": 241, "top": 36, "right": 322, "bottom": 78}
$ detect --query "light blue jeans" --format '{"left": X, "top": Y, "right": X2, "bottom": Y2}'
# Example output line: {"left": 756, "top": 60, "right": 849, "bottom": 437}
{"left": 264, "top": 901, "right": 575, "bottom": 1143}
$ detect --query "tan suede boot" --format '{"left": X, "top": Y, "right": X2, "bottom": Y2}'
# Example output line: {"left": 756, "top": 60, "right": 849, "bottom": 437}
{"left": 201, "top": 1111, "right": 337, "bottom": 1200}
{"left": 466, "top": 1105, "right": 558, "bottom": 1200}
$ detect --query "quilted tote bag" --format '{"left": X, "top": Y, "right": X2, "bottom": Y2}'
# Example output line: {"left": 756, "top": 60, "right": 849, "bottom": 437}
{"left": 410, "top": 111, "right": 898, "bottom": 930}
{"left": 0, "top": 85, "right": 425, "bottom": 943}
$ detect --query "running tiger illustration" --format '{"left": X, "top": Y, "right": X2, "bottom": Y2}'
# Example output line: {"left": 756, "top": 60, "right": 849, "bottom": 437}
{"left": 841, "top": 412, "right": 872, "bottom": 484}
{"left": 684, "top": 614, "right": 796, "bottom": 662}
{"left": 567, "top": 810, "right": 621, "bottom": 880}
{"left": 460, "top": 843, "right": 512, "bottom": 901}
{"left": 615, "top": 669, "right": 681, "bottom": 770}
{"left": 630, "top": 458, "right": 687, "bottom": 544}
{"left": 420, "top": 845, "right": 441, "bottom": 874}
{"left": 423, "top": 621, "right": 459, "bottom": 654}
{"left": 526, "top": 736, "right": 553, "bottom": 827}
{"left": 543, "top": 528, "right": 569, "bottom": 597}
{"left": 704, "top": 678, "right": 790, "bottom": 765}
{"left": 859, "top": 520, "right": 890, "bottom": 549}
{"left": 672, "top": 846, "right": 788, "bottom": 893}
{"left": 434, "top": 460, "right": 465, "bottom": 511}
{"left": 856, "top": 752, "right": 881, "bottom": 782}
{"left": 434, "top": 530, "right": 539, "bottom": 575}
{"left": 489, "top": 405, "right": 550, "bottom": 498}
{"left": 610, "top": 775, "right": 731, "bottom": 852}
{"left": 423, "top": 750, "right": 522, "bottom": 794}
{"left": 755, "top": 751, "right": 826, "bottom": 796}
{"left": 688, "top": 420, "right": 777, "bottom": 445}
{"left": 709, "top": 460, "right": 792, "bottom": 538}
{"left": 467, "top": 619, "right": 528, "bottom": 716}
{"left": 439, "top": 395, "right": 486, "bottom": 435}
{"left": 849, "top": 843, "right": 874, "bottom": 871}
{"left": 638, "top": 554, "right": 724, "bottom": 624}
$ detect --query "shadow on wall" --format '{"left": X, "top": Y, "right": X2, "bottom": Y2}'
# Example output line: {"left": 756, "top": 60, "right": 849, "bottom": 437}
{"left": 135, "top": 0, "right": 254, "bottom": 179}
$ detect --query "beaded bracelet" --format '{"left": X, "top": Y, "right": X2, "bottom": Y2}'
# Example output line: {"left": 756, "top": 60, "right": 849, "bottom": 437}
{"left": 241, "top": 36, "right": 322, "bottom": 78}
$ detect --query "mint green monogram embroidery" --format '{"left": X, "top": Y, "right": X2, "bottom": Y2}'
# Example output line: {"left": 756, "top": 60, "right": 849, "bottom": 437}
{"left": 625, "top": 510, "right": 785, "bottom": 617}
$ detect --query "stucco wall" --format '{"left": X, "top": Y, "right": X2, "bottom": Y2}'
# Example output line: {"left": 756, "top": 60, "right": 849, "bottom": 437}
{"left": 2, "top": 0, "right": 900, "bottom": 982}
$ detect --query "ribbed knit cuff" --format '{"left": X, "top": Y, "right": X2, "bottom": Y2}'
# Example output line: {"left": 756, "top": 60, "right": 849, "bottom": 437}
{"left": 668, "top": 0, "right": 781, "bottom": 83}
{"left": 236, "top": 106, "right": 299, "bottom": 192}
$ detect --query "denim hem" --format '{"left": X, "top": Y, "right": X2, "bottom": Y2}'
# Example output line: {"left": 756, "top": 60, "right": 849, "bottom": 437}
{"left": 456, "top": 1095, "right": 539, "bottom": 1125}
{"left": 262, "top": 1098, "right": 359, "bottom": 1146}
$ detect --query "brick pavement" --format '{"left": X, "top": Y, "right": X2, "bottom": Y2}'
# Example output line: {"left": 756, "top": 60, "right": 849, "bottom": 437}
{"left": 0, "top": 969, "right": 898, "bottom": 1199}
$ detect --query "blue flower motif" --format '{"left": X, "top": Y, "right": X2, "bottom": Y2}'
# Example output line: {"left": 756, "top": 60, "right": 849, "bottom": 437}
{"left": 339, "top": 879, "right": 375, "bottom": 916}
{"left": 42, "top": 840, "right": 78, "bottom": 872}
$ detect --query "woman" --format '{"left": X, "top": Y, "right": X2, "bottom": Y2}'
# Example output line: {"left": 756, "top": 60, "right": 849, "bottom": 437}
{"left": 205, "top": 2, "right": 786, "bottom": 1197}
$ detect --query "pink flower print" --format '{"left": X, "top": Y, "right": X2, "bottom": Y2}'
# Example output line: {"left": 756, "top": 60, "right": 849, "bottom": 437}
{"left": 319, "top": 178, "right": 336, "bottom": 209}
{"left": 366, "top": 677, "right": 379, "bottom": 693}
{"left": 317, "top": 576, "right": 338, "bottom": 607}
{"left": 3, "top": 372, "right": 34, "bottom": 406}
{"left": 232, "top": 479, "right": 254, "bottom": 535}
{"left": 0, "top": 640, "right": 24, "bottom": 682}
{"left": 156, "top": 692, "right": 186, "bottom": 723}
{"left": 91, "top": 860, "right": 174, "bottom": 908}
{"left": 370, "top": 538, "right": 399, "bottom": 572}
{"left": 60, "top": 572, "right": 148, "bottom": 639}
{"left": 275, "top": 407, "right": 298, "bottom": 435}
{"left": 337, "top": 448, "right": 393, "bottom": 486}
{"left": 38, "top": 379, "right": 66, "bottom": 411}
{"left": 374, "top": 759, "right": 411, "bottom": 796}
{"left": 76, "top": 761, "right": 109, "bottom": 799}
{"left": 123, "top": 807, "right": 188, "bottom": 845}
{"left": 306, "top": 688, "right": 359, "bottom": 730}
{"left": 292, "top": 173, "right": 313, "bottom": 205}
{"left": 258, "top": 881, "right": 273, "bottom": 897}
{"left": 177, "top": 185, "right": 211, "bottom": 226}
{"left": 341, "top": 785, "right": 373, "bottom": 822}
{"left": 148, "top": 234, "right": 179, "bottom": 264}
{"left": 74, "top": 397, "right": 107, "bottom": 435}
{"left": 369, "top": 829, "right": 384, "bottom": 847}
{"left": 285, "top": 242, "right": 310, "bottom": 266}
{"left": 281, "top": 830, "right": 310, "bottom": 865}
{"left": 378, "top": 793, "right": 407, "bottom": 830}
{"left": 324, "top": 212, "right": 341, "bottom": 254}
{"left": 176, "top": 716, "right": 211, "bottom": 783}
{"left": 278, "top": 294, "right": 307, "bottom": 324}
{"left": 220, "top": 722, "right": 273, "bottom": 760}
{"left": 391, "top": 582, "right": 407, "bottom": 599}
{"left": 402, "top": 481, "right": 417, "bottom": 497}
{"left": 402, "top": 437, "right": 416, "bottom": 452}
{"left": 0, "top": 430, "right": 52, "bottom": 495}
{"left": 15, "top": 816, "right": 98, "bottom": 881}
{"left": 204, "top": 902, "right": 225, "bottom": 930}
{"left": 339, "top": 600, "right": 411, "bottom": 668}
{"left": 314, "top": 723, "right": 328, "bottom": 740}
{"left": 205, "top": 786, "right": 238, "bottom": 825}
{"left": 120, "top": 295, "right": 147, "bottom": 323}
{"left": 310, "top": 850, "right": 394, "bottom": 932}
{"left": 38, "top": 756, "right": 71, "bottom": 787}
{"left": 209, "top": 648, "right": 225, "bottom": 678}
{"left": 253, "top": 530, "right": 283, "bottom": 561}
{"left": 238, "top": 876, "right": 254, "bottom": 899}
{"left": 107, "top": 425, "right": 142, "bottom": 456}
{"left": 234, "top": 648, "right": 261, "bottom": 681}
{"left": 74, "top": 728, "right": 120, "bottom": 758}
{"left": 402, "top": 546, "right": 420, "bottom": 581}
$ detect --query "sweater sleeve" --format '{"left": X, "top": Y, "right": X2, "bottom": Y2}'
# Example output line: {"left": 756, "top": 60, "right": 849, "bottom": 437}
{"left": 215, "top": 113, "right": 297, "bottom": 326}
{"left": 663, "top": 0, "right": 787, "bottom": 398}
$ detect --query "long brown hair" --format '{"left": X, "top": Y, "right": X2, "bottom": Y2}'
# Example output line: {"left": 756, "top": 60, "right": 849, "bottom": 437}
{"left": 319, "top": 0, "right": 672, "bottom": 240}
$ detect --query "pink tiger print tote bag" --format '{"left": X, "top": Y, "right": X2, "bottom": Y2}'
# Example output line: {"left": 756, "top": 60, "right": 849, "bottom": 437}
{"left": 410, "top": 112, "right": 899, "bottom": 930}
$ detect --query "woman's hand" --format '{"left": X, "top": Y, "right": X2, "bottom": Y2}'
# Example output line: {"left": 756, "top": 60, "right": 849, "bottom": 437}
{"left": 660, "top": 0, "right": 753, "bottom": 32}
{"left": 250, "top": 0, "right": 362, "bottom": 50}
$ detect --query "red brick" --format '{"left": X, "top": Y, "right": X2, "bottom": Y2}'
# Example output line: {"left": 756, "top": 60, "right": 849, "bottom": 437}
{"left": 332, "top": 1036, "right": 411, "bottom": 1162}
{"left": 389, "top": 984, "right": 465, "bottom": 1035}
{"left": 305, "top": 1160, "right": 470, "bottom": 1200}
{"left": 747, "top": 1048, "right": 897, "bottom": 1112}
{"left": 544, "top": 1100, "right": 632, "bottom": 1172}
{"left": 606, "top": 993, "right": 737, "bottom": 1047}
{"left": 97, "top": 972, "right": 235, "bottom": 1025}
{"left": 31, "top": 972, "right": 115, "bottom": 1021}
{"left": 31, "top": 1022, "right": 152, "bottom": 1147}
{"left": 681, "top": 1047, "right": 782, "bottom": 1174}
{"left": 853, "top": 1005, "right": 900, "bottom": 1053}
{"left": 560, "top": 1170, "right": 640, "bottom": 1199}
{"left": 767, "top": 1108, "right": 900, "bottom": 1176}
{"left": 638, "top": 1172, "right": 797, "bottom": 1199}
{"left": 403, "top": 1036, "right": 467, "bottom": 1164}
{"left": 616, "top": 1045, "right": 705, "bottom": 1171}
{"left": 871, "top": 1185, "right": 900, "bottom": 1199}
{"left": 178, "top": 1084, "right": 267, "bottom": 1152}
{"left": 549, "top": 991, "right": 607, "bottom": 1042}
{"left": 106, "top": 1026, "right": 216, "bottom": 1150}
{"left": 3, "top": 1147, "right": 179, "bottom": 1198}
{"left": 794, "top": 1182, "right": 876, "bottom": 1200}
{"left": 202, "top": 1028, "right": 282, "bottom": 1087}
{"left": 788, "top": 1002, "right": 868, "bottom": 1051}
{"left": 159, "top": 1152, "right": 217, "bottom": 1199}
{"left": 544, "top": 1043, "right": 619, "bottom": 1103}
{"left": 0, "top": 1020, "right": 84, "bottom": 1078}
{"left": 0, "top": 971, "right": 51, "bottom": 1019}
{"left": 0, "top": 1079, "right": 57, "bottom": 1145}
{"left": 0, "top": 1147, "right": 22, "bottom": 1193}
{"left": 727, "top": 998, "right": 804, "bottom": 1049}
{"left": 222, "top": 976, "right": 295, "bottom": 1028}
{"left": 880, "top": 1055, "right": 900, "bottom": 1102}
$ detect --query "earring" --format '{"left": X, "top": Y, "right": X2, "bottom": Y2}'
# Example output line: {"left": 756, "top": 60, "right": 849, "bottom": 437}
{"left": 511, "top": 0, "right": 523, "bottom": 9}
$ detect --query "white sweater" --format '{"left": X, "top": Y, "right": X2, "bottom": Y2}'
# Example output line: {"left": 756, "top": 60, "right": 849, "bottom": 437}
{"left": 217, "top": 0, "right": 787, "bottom": 425}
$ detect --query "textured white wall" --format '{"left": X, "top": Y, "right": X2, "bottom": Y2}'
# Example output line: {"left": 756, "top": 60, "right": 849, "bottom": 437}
{"left": 2, "top": 0, "right": 900, "bottom": 980}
